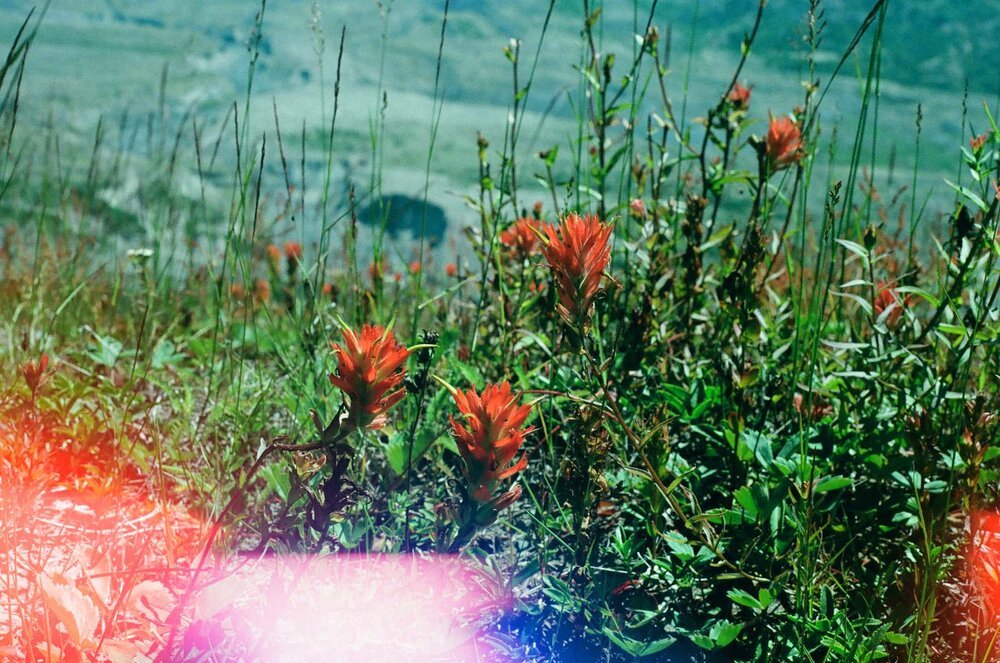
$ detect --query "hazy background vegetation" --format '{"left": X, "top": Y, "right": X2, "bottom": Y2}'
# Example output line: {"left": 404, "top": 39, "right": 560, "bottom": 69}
{"left": 3, "top": 0, "right": 998, "bottom": 263}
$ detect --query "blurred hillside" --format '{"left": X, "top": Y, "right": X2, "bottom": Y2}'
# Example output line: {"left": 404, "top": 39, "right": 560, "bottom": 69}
{"left": 2, "top": 0, "right": 997, "bottom": 253}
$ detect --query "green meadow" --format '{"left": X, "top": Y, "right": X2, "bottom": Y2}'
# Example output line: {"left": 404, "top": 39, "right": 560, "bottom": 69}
{"left": 1, "top": 1, "right": 999, "bottom": 660}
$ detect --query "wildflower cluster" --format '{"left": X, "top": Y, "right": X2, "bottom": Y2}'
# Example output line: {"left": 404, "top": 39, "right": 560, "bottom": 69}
{"left": 325, "top": 321, "right": 534, "bottom": 549}
{"left": 7, "top": 5, "right": 999, "bottom": 659}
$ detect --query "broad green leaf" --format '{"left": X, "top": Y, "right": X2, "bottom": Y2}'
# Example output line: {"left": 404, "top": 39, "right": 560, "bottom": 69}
{"left": 710, "top": 620, "right": 744, "bottom": 647}
{"left": 814, "top": 475, "right": 853, "bottom": 493}
{"left": 835, "top": 238, "right": 869, "bottom": 259}
{"left": 727, "top": 589, "right": 763, "bottom": 611}
{"left": 945, "top": 179, "right": 988, "bottom": 211}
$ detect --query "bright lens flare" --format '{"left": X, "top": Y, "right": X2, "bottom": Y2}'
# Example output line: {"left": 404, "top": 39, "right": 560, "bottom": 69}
{"left": 0, "top": 415, "right": 207, "bottom": 660}
{"left": 189, "top": 554, "right": 511, "bottom": 661}
{"left": 968, "top": 511, "right": 1000, "bottom": 620}
{"left": 2, "top": 411, "right": 510, "bottom": 660}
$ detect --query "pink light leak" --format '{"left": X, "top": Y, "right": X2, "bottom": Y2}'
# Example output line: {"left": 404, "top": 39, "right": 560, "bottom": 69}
{"left": 968, "top": 511, "right": 1000, "bottom": 619}
{"left": 189, "top": 553, "right": 513, "bottom": 662}
{"left": 1, "top": 411, "right": 514, "bottom": 660}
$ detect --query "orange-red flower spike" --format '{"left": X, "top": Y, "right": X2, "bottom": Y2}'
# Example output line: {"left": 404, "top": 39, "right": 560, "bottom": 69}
{"left": 449, "top": 381, "right": 532, "bottom": 503}
{"left": 500, "top": 216, "right": 548, "bottom": 259}
{"left": 329, "top": 324, "right": 409, "bottom": 430}
{"left": 540, "top": 212, "right": 613, "bottom": 328}
{"left": 873, "top": 281, "right": 910, "bottom": 327}
{"left": 765, "top": 114, "right": 804, "bottom": 172}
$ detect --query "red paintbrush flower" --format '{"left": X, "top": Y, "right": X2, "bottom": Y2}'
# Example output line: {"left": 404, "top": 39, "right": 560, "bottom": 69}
{"left": 727, "top": 82, "right": 751, "bottom": 110}
{"left": 449, "top": 381, "right": 532, "bottom": 504}
{"left": 21, "top": 353, "right": 48, "bottom": 395}
{"left": 284, "top": 242, "right": 303, "bottom": 274}
{"left": 628, "top": 198, "right": 647, "bottom": 219}
{"left": 368, "top": 259, "right": 387, "bottom": 285}
{"left": 265, "top": 244, "right": 282, "bottom": 269}
{"left": 540, "top": 212, "right": 613, "bottom": 327}
{"left": 500, "top": 217, "right": 546, "bottom": 259}
{"left": 255, "top": 278, "right": 271, "bottom": 302}
{"left": 873, "top": 281, "right": 910, "bottom": 327}
{"left": 793, "top": 392, "right": 834, "bottom": 421}
{"left": 765, "top": 114, "right": 804, "bottom": 172}
{"left": 329, "top": 324, "right": 409, "bottom": 430}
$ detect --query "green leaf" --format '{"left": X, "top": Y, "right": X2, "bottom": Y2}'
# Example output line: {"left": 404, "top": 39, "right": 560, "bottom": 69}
{"left": 659, "top": 384, "right": 688, "bottom": 415}
{"left": 700, "top": 224, "right": 733, "bottom": 252}
{"left": 727, "top": 589, "right": 763, "bottom": 611}
{"left": 835, "top": 238, "right": 870, "bottom": 260}
{"left": 894, "top": 285, "right": 939, "bottom": 307}
{"left": 665, "top": 535, "right": 695, "bottom": 562}
{"left": 690, "top": 634, "right": 715, "bottom": 650}
{"left": 734, "top": 486, "right": 758, "bottom": 518}
{"left": 710, "top": 620, "right": 744, "bottom": 647}
{"left": 814, "top": 475, "right": 853, "bottom": 493}
{"left": 660, "top": 468, "right": 694, "bottom": 498}
{"left": 741, "top": 430, "right": 773, "bottom": 469}
{"left": 605, "top": 631, "right": 676, "bottom": 657}
{"left": 450, "top": 358, "right": 483, "bottom": 387}
{"left": 258, "top": 464, "right": 291, "bottom": 501}
{"left": 86, "top": 332, "right": 123, "bottom": 367}
{"left": 769, "top": 504, "right": 782, "bottom": 534}
{"left": 542, "top": 145, "right": 559, "bottom": 167}
{"left": 832, "top": 290, "right": 873, "bottom": 314}
{"left": 151, "top": 339, "right": 185, "bottom": 369}
{"left": 924, "top": 480, "right": 948, "bottom": 494}
{"left": 945, "top": 179, "right": 988, "bottom": 211}
{"left": 822, "top": 340, "right": 870, "bottom": 351}
{"left": 772, "top": 457, "right": 798, "bottom": 477}
{"left": 384, "top": 428, "right": 441, "bottom": 476}
{"left": 938, "top": 323, "right": 969, "bottom": 338}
